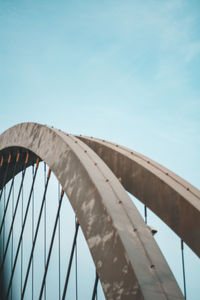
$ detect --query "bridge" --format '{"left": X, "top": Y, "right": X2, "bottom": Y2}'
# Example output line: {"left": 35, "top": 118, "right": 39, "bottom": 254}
{"left": 0, "top": 122, "right": 199, "bottom": 299}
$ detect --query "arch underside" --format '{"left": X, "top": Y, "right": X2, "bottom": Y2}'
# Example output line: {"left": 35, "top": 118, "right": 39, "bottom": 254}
{"left": 0, "top": 123, "right": 198, "bottom": 299}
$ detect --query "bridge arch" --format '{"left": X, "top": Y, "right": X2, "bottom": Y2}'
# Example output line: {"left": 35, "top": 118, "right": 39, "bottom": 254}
{"left": 0, "top": 123, "right": 187, "bottom": 299}
{"left": 78, "top": 136, "right": 200, "bottom": 258}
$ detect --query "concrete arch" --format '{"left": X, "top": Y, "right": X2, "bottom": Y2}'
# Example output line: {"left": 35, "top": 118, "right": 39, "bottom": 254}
{"left": 0, "top": 123, "right": 183, "bottom": 299}
{"left": 78, "top": 136, "right": 200, "bottom": 258}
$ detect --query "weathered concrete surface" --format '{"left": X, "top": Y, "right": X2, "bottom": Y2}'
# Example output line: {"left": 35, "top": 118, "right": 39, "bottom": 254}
{"left": 0, "top": 123, "right": 184, "bottom": 299}
{"left": 78, "top": 136, "right": 200, "bottom": 259}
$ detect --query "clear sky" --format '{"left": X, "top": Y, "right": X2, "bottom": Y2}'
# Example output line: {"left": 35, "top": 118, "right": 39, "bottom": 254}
{"left": 0, "top": 0, "right": 200, "bottom": 298}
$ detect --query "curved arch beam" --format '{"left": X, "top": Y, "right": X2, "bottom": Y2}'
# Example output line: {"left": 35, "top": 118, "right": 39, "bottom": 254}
{"left": 0, "top": 123, "right": 183, "bottom": 299}
{"left": 78, "top": 136, "right": 200, "bottom": 258}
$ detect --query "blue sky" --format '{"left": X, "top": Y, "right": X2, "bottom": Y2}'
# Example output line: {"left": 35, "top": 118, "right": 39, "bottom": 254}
{"left": 0, "top": 0, "right": 200, "bottom": 298}
{"left": 0, "top": 0, "right": 199, "bottom": 187}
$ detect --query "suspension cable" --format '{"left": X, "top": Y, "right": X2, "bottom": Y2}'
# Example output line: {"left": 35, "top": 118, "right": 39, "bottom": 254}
{"left": 0, "top": 152, "right": 19, "bottom": 238}
{"left": 0, "top": 152, "right": 11, "bottom": 201}
{"left": 39, "top": 189, "right": 65, "bottom": 300}
{"left": 181, "top": 239, "right": 187, "bottom": 299}
{"left": 92, "top": 271, "right": 99, "bottom": 300}
{"left": 58, "top": 182, "right": 61, "bottom": 300}
{"left": 3, "top": 186, "right": 6, "bottom": 255}
{"left": 21, "top": 168, "right": 24, "bottom": 296}
{"left": 144, "top": 205, "right": 147, "bottom": 224}
{"left": 11, "top": 164, "right": 15, "bottom": 300}
{"left": 32, "top": 164, "right": 35, "bottom": 300}
{"left": 62, "top": 221, "right": 80, "bottom": 300}
{"left": 21, "top": 167, "right": 51, "bottom": 299}
{"left": 0, "top": 153, "right": 12, "bottom": 253}
{"left": 1, "top": 154, "right": 8, "bottom": 258}
{"left": 44, "top": 162, "right": 47, "bottom": 300}
{"left": 6, "top": 158, "right": 40, "bottom": 298}
{"left": 0, "top": 153, "right": 29, "bottom": 270}
{"left": 75, "top": 217, "right": 78, "bottom": 300}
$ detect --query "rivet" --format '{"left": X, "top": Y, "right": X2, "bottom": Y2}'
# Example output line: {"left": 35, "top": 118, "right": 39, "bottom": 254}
{"left": 84, "top": 150, "right": 87, "bottom": 153}
{"left": 166, "top": 172, "right": 168, "bottom": 175}
{"left": 106, "top": 179, "right": 109, "bottom": 182}
{"left": 94, "top": 163, "right": 97, "bottom": 166}
{"left": 134, "top": 228, "right": 137, "bottom": 232}
{"left": 75, "top": 141, "right": 77, "bottom": 143}
{"left": 150, "top": 264, "right": 155, "bottom": 269}
{"left": 187, "top": 187, "right": 189, "bottom": 191}
{"left": 131, "top": 152, "right": 133, "bottom": 154}
{"left": 118, "top": 200, "right": 122, "bottom": 204}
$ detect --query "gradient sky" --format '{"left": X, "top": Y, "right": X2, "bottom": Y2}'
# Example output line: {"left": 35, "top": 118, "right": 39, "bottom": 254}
{"left": 0, "top": 0, "right": 200, "bottom": 298}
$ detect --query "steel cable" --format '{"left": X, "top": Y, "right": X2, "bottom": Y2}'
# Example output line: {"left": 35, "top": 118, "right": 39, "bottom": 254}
{"left": 6, "top": 158, "right": 40, "bottom": 298}
{"left": 21, "top": 167, "right": 51, "bottom": 299}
